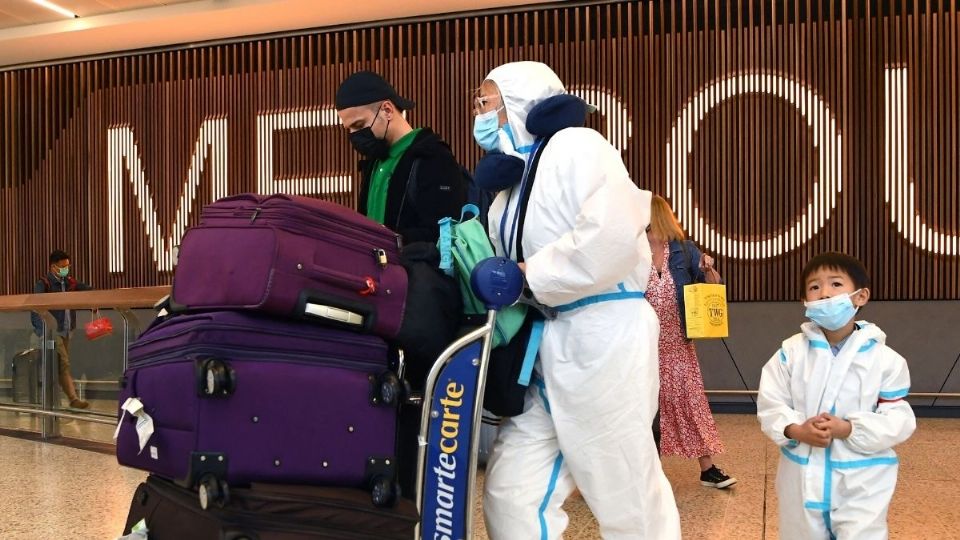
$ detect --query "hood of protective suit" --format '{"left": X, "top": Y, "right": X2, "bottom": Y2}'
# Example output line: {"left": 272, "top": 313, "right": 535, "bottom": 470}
{"left": 484, "top": 61, "right": 566, "bottom": 156}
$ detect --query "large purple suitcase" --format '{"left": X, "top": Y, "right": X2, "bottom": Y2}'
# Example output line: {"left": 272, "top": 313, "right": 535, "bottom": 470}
{"left": 171, "top": 193, "right": 407, "bottom": 338}
{"left": 115, "top": 311, "right": 401, "bottom": 504}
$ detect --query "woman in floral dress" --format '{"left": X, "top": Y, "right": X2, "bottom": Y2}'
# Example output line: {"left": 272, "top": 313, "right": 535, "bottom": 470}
{"left": 646, "top": 195, "right": 736, "bottom": 488}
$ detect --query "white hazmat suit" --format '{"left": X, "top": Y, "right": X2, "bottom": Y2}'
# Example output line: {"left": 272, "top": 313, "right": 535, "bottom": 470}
{"left": 758, "top": 321, "right": 916, "bottom": 539}
{"left": 481, "top": 62, "right": 681, "bottom": 540}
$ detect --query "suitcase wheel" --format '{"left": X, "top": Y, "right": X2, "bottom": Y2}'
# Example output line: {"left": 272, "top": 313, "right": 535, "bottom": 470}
{"left": 201, "top": 359, "right": 235, "bottom": 397}
{"left": 198, "top": 474, "right": 229, "bottom": 510}
{"left": 370, "top": 475, "right": 397, "bottom": 508}
{"left": 373, "top": 372, "right": 403, "bottom": 407}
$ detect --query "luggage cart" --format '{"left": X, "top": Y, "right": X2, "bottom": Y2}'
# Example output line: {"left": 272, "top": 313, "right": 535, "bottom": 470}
{"left": 415, "top": 256, "right": 525, "bottom": 540}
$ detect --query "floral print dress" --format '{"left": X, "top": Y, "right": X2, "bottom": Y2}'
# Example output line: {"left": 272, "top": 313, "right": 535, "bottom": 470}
{"left": 646, "top": 242, "right": 724, "bottom": 458}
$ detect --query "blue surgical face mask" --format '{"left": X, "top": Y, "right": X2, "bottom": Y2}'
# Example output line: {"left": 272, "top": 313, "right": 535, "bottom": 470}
{"left": 473, "top": 108, "right": 503, "bottom": 151}
{"left": 803, "top": 289, "right": 861, "bottom": 331}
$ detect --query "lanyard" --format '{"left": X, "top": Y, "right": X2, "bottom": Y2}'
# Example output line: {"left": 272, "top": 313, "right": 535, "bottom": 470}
{"left": 498, "top": 139, "right": 544, "bottom": 259}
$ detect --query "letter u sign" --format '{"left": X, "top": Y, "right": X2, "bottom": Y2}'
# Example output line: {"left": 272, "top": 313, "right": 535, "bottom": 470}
{"left": 663, "top": 66, "right": 958, "bottom": 259}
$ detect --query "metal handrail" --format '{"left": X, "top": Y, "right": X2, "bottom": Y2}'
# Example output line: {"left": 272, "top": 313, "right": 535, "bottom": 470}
{"left": 0, "top": 286, "right": 169, "bottom": 437}
{"left": 0, "top": 404, "right": 117, "bottom": 425}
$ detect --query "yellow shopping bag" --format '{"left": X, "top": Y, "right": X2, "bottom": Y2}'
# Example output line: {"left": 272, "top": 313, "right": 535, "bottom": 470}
{"left": 683, "top": 283, "right": 729, "bottom": 338}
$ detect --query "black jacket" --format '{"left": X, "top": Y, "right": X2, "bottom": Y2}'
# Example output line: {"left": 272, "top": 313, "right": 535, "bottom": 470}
{"left": 357, "top": 128, "right": 467, "bottom": 244}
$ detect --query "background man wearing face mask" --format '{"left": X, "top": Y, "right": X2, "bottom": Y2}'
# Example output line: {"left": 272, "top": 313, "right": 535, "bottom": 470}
{"left": 30, "top": 249, "right": 93, "bottom": 409}
{"left": 335, "top": 70, "right": 467, "bottom": 244}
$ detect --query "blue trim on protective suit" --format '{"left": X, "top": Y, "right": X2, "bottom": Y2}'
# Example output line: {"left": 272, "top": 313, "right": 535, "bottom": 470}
{"left": 555, "top": 291, "right": 646, "bottom": 313}
{"left": 782, "top": 446, "right": 899, "bottom": 469}
{"left": 538, "top": 453, "right": 564, "bottom": 540}
{"left": 531, "top": 375, "right": 551, "bottom": 415}
{"left": 517, "top": 320, "right": 545, "bottom": 386}
{"left": 879, "top": 387, "right": 909, "bottom": 400}
{"left": 823, "top": 445, "right": 834, "bottom": 538}
{"left": 831, "top": 456, "right": 899, "bottom": 468}
{"left": 781, "top": 446, "right": 810, "bottom": 465}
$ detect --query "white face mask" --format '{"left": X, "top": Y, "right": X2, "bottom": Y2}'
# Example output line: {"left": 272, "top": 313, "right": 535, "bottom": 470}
{"left": 803, "top": 289, "right": 862, "bottom": 331}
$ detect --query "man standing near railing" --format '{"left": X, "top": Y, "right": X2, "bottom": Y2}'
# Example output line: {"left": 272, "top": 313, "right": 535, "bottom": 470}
{"left": 30, "top": 250, "right": 92, "bottom": 409}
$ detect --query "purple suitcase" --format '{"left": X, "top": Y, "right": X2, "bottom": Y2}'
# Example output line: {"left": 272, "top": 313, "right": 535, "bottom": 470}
{"left": 171, "top": 193, "right": 407, "bottom": 338}
{"left": 115, "top": 311, "right": 402, "bottom": 506}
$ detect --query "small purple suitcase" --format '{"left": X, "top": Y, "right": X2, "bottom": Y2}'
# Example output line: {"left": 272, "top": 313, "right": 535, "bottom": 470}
{"left": 171, "top": 193, "right": 407, "bottom": 338}
{"left": 116, "top": 311, "right": 402, "bottom": 506}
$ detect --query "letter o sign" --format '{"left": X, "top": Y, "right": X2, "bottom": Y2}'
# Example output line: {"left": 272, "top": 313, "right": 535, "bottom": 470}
{"left": 665, "top": 73, "right": 843, "bottom": 260}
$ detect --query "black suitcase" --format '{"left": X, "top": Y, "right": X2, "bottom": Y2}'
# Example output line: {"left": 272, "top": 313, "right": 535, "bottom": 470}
{"left": 11, "top": 348, "right": 41, "bottom": 404}
{"left": 122, "top": 475, "right": 419, "bottom": 540}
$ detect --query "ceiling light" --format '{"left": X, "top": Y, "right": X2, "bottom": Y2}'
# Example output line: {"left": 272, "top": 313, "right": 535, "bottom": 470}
{"left": 31, "top": 0, "right": 78, "bottom": 19}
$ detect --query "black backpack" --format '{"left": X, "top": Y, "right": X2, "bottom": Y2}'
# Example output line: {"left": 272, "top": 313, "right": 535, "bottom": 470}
{"left": 402, "top": 160, "right": 493, "bottom": 230}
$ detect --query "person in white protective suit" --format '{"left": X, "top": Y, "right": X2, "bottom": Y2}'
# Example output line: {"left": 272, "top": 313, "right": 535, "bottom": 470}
{"left": 758, "top": 252, "right": 916, "bottom": 540}
{"left": 474, "top": 61, "right": 681, "bottom": 539}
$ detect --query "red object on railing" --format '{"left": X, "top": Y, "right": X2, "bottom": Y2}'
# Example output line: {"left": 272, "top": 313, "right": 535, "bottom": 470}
{"left": 84, "top": 312, "right": 114, "bottom": 340}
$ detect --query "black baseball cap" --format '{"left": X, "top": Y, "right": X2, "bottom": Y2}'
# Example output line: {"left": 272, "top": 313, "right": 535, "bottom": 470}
{"left": 335, "top": 71, "right": 416, "bottom": 111}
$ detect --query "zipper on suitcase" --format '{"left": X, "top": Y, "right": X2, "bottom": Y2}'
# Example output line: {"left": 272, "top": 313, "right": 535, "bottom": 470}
{"left": 204, "top": 206, "right": 400, "bottom": 257}
{"left": 129, "top": 346, "right": 386, "bottom": 373}
{"left": 133, "top": 319, "right": 386, "bottom": 350}
{"left": 194, "top": 221, "right": 397, "bottom": 273}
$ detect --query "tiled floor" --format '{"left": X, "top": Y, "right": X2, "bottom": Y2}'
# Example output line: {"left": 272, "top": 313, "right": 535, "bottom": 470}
{"left": 0, "top": 412, "right": 957, "bottom": 539}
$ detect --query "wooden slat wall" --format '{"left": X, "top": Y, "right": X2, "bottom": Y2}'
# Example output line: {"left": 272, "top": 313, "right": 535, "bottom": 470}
{"left": 0, "top": 0, "right": 957, "bottom": 300}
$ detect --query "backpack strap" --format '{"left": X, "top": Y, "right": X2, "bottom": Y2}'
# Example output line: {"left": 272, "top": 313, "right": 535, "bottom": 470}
{"left": 514, "top": 135, "right": 554, "bottom": 263}
{"left": 437, "top": 204, "right": 480, "bottom": 277}
{"left": 395, "top": 158, "right": 421, "bottom": 231}
{"left": 38, "top": 275, "right": 77, "bottom": 292}
{"left": 510, "top": 135, "right": 555, "bottom": 389}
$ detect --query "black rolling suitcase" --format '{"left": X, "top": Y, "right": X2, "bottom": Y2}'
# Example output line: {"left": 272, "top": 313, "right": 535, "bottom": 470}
{"left": 122, "top": 475, "right": 419, "bottom": 540}
{"left": 11, "top": 348, "right": 41, "bottom": 404}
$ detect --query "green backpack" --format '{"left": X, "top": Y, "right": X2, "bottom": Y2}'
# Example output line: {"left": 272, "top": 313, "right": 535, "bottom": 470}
{"left": 438, "top": 205, "right": 527, "bottom": 348}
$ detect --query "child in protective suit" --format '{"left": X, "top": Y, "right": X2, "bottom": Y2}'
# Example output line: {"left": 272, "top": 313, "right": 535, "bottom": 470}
{"left": 758, "top": 252, "right": 916, "bottom": 539}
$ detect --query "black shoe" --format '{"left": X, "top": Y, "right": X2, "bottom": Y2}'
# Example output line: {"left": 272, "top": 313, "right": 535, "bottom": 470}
{"left": 700, "top": 465, "right": 737, "bottom": 488}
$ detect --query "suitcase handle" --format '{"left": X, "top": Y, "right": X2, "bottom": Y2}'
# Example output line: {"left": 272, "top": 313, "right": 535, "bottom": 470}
{"left": 300, "top": 263, "right": 379, "bottom": 296}
{"left": 296, "top": 290, "right": 377, "bottom": 332}
{"left": 303, "top": 304, "right": 365, "bottom": 326}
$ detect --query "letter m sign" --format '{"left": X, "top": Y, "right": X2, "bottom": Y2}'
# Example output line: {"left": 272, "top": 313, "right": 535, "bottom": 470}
{"left": 107, "top": 119, "right": 228, "bottom": 272}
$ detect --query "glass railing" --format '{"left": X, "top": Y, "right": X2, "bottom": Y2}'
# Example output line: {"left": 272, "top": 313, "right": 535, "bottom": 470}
{"left": 0, "top": 287, "right": 168, "bottom": 443}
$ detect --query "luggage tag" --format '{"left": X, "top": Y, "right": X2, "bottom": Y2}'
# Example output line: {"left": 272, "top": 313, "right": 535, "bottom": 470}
{"left": 113, "top": 397, "right": 155, "bottom": 455}
{"left": 116, "top": 519, "right": 149, "bottom": 540}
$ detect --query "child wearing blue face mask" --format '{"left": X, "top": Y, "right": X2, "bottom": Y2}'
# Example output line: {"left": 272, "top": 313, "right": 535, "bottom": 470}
{"left": 758, "top": 251, "right": 916, "bottom": 540}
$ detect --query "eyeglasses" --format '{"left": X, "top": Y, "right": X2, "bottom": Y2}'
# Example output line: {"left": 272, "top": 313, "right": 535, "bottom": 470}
{"left": 473, "top": 94, "right": 501, "bottom": 114}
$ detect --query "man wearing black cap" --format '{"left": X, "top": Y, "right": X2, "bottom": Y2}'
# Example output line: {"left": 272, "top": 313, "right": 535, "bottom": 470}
{"left": 335, "top": 70, "right": 466, "bottom": 243}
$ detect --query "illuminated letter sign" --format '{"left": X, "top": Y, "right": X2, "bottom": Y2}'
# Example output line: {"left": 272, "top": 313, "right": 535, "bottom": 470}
{"left": 666, "top": 73, "right": 843, "bottom": 260}
{"left": 885, "top": 67, "right": 958, "bottom": 255}
{"left": 107, "top": 119, "right": 228, "bottom": 272}
{"left": 256, "top": 108, "right": 352, "bottom": 196}
{"left": 569, "top": 86, "right": 633, "bottom": 153}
